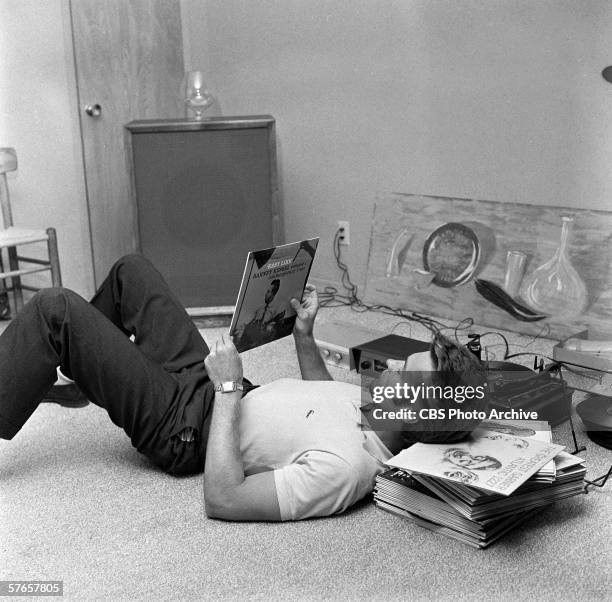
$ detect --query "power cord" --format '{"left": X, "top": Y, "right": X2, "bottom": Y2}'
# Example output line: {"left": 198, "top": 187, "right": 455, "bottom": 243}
{"left": 318, "top": 228, "right": 449, "bottom": 333}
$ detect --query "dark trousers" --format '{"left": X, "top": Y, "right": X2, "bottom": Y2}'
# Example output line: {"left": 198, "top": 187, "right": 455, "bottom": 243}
{"left": 0, "top": 255, "right": 216, "bottom": 475}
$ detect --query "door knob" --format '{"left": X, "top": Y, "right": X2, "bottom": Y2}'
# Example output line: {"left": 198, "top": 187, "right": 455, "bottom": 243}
{"left": 84, "top": 104, "right": 102, "bottom": 117}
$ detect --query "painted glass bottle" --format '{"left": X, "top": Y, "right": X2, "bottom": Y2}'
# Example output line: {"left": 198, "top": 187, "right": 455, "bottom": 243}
{"left": 520, "top": 216, "right": 587, "bottom": 319}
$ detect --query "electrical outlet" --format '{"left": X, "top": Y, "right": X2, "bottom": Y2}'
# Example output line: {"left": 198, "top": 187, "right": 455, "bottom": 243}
{"left": 337, "top": 220, "right": 350, "bottom": 245}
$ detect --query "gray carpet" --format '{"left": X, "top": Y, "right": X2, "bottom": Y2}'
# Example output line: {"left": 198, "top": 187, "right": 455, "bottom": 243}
{"left": 1, "top": 307, "right": 610, "bottom": 601}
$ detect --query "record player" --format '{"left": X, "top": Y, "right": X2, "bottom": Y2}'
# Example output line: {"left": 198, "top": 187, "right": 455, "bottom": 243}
{"left": 485, "top": 361, "right": 571, "bottom": 426}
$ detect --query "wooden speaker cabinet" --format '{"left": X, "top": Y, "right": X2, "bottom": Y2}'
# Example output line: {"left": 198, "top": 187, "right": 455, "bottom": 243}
{"left": 126, "top": 116, "right": 281, "bottom": 310}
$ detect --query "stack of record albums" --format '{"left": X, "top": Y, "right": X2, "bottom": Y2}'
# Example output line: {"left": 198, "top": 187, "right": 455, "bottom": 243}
{"left": 374, "top": 421, "right": 586, "bottom": 548}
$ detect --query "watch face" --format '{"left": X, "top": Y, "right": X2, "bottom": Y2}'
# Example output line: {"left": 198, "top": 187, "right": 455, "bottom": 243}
{"left": 221, "top": 382, "right": 236, "bottom": 393}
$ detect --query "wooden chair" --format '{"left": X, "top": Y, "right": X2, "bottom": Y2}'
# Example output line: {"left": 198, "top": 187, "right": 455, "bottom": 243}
{"left": 0, "top": 147, "right": 61, "bottom": 314}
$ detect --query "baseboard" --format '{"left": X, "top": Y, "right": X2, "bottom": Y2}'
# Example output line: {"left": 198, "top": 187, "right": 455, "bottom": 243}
{"left": 186, "top": 305, "right": 234, "bottom": 317}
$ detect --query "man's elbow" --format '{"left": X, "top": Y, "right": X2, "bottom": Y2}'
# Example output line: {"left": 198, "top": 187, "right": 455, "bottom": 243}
{"left": 204, "top": 480, "right": 239, "bottom": 520}
{"left": 204, "top": 484, "right": 228, "bottom": 519}
{"left": 203, "top": 474, "right": 281, "bottom": 521}
{"left": 205, "top": 496, "right": 252, "bottom": 521}
{"left": 203, "top": 484, "right": 218, "bottom": 514}
{"left": 204, "top": 493, "right": 233, "bottom": 520}
{"left": 204, "top": 499, "right": 227, "bottom": 520}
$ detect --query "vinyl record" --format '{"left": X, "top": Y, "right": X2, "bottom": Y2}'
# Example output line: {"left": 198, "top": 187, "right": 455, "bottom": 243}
{"left": 486, "top": 361, "right": 535, "bottom": 391}
{"left": 576, "top": 394, "right": 612, "bottom": 430}
{"left": 580, "top": 419, "right": 612, "bottom": 432}
{"left": 485, "top": 361, "right": 532, "bottom": 373}
{"left": 585, "top": 430, "right": 612, "bottom": 450}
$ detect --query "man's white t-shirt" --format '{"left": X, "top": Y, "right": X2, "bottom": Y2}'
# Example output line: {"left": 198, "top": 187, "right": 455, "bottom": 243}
{"left": 238, "top": 378, "right": 392, "bottom": 521}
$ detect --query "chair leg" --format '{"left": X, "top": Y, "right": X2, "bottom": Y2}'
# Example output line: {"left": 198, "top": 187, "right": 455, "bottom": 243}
{"left": 46, "top": 227, "right": 62, "bottom": 287}
{"left": 0, "top": 253, "right": 9, "bottom": 319}
{"left": 7, "top": 245, "right": 23, "bottom": 312}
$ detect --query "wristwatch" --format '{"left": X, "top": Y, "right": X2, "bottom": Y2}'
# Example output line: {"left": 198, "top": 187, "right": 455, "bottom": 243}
{"left": 214, "top": 381, "right": 244, "bottom": 394}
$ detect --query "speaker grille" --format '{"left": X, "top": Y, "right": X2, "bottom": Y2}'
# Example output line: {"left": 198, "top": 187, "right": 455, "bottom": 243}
{"left": 129, "top": 121, "right": 277, "bottom": 307}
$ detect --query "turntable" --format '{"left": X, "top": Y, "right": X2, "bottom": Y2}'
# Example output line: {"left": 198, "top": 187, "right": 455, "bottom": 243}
{"left": 576, "top": 394, "right": 612, "bottom": 450}
{"left": 485, "top": 361, "right": 571, "bottom": 426}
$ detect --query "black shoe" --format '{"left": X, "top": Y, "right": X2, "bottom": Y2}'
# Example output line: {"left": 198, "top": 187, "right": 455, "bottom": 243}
{"left": 42, "top": 384, "right": 89, "bottom": 408}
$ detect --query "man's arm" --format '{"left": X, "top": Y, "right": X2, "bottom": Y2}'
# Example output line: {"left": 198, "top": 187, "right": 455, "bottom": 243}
{"left": 290, "top": 285, "right": 333, "bottom": 381}
{"left": 293, "top": 332, "right": 333, "bottom": 380}
{"left": 203, "top": 336, "right": 281, "bottom": 521}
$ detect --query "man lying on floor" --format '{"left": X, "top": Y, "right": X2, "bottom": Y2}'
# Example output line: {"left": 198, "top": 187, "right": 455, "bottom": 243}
{"left": 0, "top": 254, "right": 486, "bottom": 521}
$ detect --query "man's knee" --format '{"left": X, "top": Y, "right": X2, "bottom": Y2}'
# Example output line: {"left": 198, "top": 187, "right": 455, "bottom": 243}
{"left": 111, "top": 254, "right": 157, "bottom": 282}
{"left": 114, "top": 254, "right": 153, "bottom": 272}
{"left": 30, "top": 287, "right": 83, "bottom": 319}
{"left": 31, "top": 287, "right": 80, "bottom": 304}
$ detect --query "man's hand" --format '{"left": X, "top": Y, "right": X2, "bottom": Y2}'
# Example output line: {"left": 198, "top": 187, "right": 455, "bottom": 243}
{"left": 204, "top": 335, "right": 243, "bottom": 386}
{"left": 291, "top": 284, "right": 332, "bottom": 380}
{"left": 290, "top": 284, "right": 319, "bottom": 338}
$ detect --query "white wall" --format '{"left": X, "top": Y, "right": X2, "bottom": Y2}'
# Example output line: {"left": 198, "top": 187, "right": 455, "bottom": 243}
{"left": 3, "top": 1, "right": 610, "bottom": 298}
{"left": 0, "top": 0, "right": 94, "bottom": 297}
{"left": 183, "top": 0, "right": 612, "bottom": 288}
